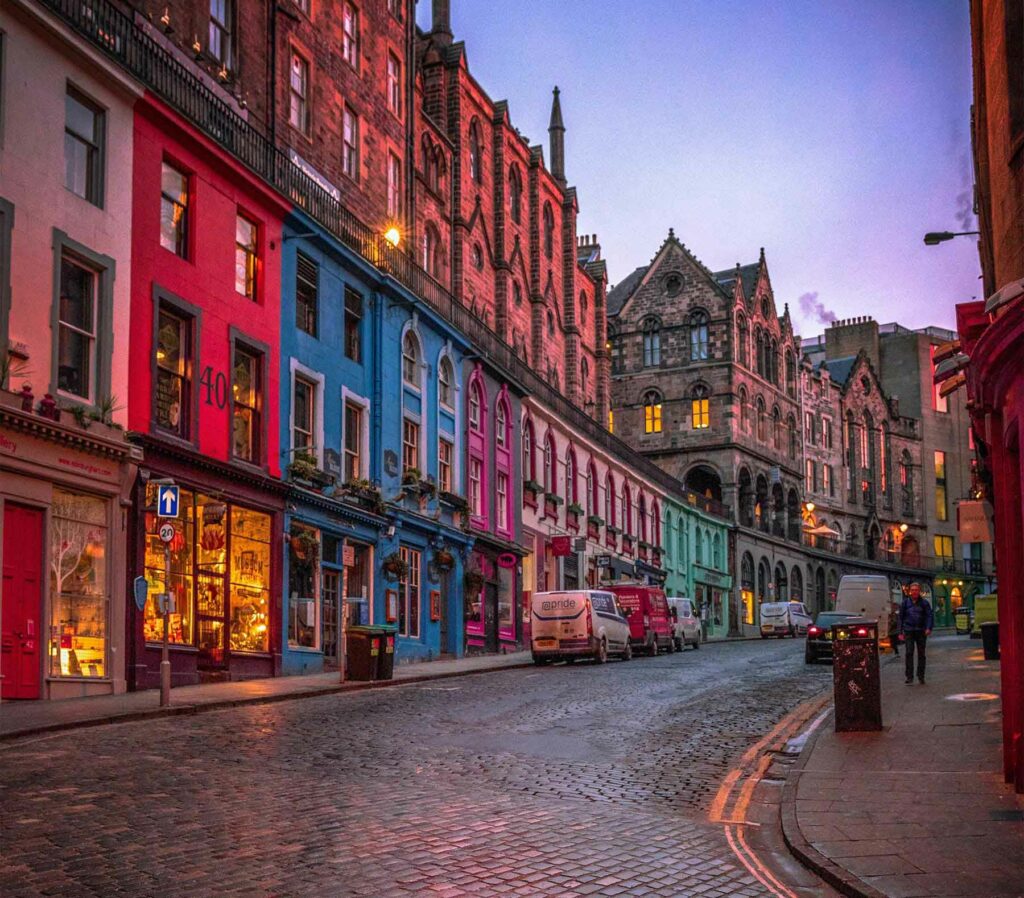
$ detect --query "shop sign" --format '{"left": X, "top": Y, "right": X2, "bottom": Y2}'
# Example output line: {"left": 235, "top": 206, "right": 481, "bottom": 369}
{"left": 133, "top": 576, "right": 149, "bottom": 611}
{"left": 551, "top": 536, "right": 572, "bottom": 557}
{"left": 596, "top": 554, "right": 612, "bottom": 568}
{"left": 497, "top": 552, "right": 517, "bottom": 569}
{"left": 697, "top": 569, "right": 729, "bottom": 587}
{"left": 384, "top": 450, "right": 399, "bottom": 477}
{"left": 957, "top": 500, "right": 993, "bottom": 543}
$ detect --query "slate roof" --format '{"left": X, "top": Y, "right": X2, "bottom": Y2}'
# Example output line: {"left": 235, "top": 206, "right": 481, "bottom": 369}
{"left": 606, "top": 266, "right": 648, "bottom": 317}
{"left": 712, "top": 262, "right": 759, "bottom": 299}
{"left": 824, "top": 356, "right": 857, "bottom": 385}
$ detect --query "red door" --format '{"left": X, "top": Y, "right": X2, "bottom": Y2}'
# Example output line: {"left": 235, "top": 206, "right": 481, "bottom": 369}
{"left": 2, "top": 503, "right": 44, "bottom": 700}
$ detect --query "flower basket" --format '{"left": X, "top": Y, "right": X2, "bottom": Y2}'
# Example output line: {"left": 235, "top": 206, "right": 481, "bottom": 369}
{"left": 289, "top": 529, "right": 320, "bottom": 565}
{"left": 587, "top": 515, "right": 605, "bottom": 527}
{"left": 464, "top": 568, "right": 485, "bottom": 595}
{"left": 547, "top": 494, "right": 565, "bottom": 506}
{"left": 523, "top": 480, "right": 543, "bottom": 496}
{"left": 381, "top": 552, "right": 409, "bottom": 582}
{"left": 434, "top": 548, "right": 455, "bottom": 571}
{"left": 567, "top": 503, "right": 585, "bottom": 516}
{"left": 440, "top": 491, "right": 470, "bottom": 514}
{"left": 288, "top": 451, "right": 319, "bottom": 484}
{"left": 401, "top": 468, "right": 422, "bottom": 486}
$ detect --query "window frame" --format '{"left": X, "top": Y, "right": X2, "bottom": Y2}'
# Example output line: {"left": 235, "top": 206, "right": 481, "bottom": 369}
{"left": 342, "top": 2, "right": 360, "bottom": 70}
{"left": 229, "top": 329, "right": 268, "bottom": 468}
{"left": 387, "top": 151, "right": 402, "bottom": 219}
{"left": 398, "top": 546, "right": 420, "bottom": 638}
{"left": 438, "top": 436, "right": 454, "bottom": 494}
{"left": 386, "top": 51, "right": 401, "bottom": 118}
{"left": 934, "top": 449, "right": 948, "bottom": 522}
{"left": 208, "top": 0, "right": 234, "bottom": 69}
{"left": 159, "top": 160, "right": 190, "bottom": 259}
{"left": 643, "top": 390, "right": 663, "bottom": 434}
{"left": 438, "top": 355, "right": 455, "bottom": 409}
{"left": 0, "top": 196, "right": 12, "bottom": 359}
{"left": 402, "top": 329, "right": 420, "bottom": 388}
{"left": 234, "top": 212, "right": 259, "bottom": 300}
{"left": 342, "top": 105, "right": 360, "bottom": 181}
{"left": 51, "top": 230, "right": 115, "bottom": 413}
{"left": 64, "top": 84, "right": 105, "bottom": 208}
{"left": 295, "top": 251, "right": 319, "bottom": 337}
{"left": 342, "top": 389, "right": 370, "bottom": 483}
{"left": 691, "top": 385, "right": 710, "bottom": 430}
{"left": 344, "top": 286, "right": 363, "bottom": 362}
{"left": 402, "top": 416, "right": 420, "bottom": 476}
{"left": 151, "top": 291, "right": 200, "bottom": 444}
{"left": 289, "top": 360, "right": 325, "bottom": 466}
{"left": 288, "top": 50, "right": 311, "bottom": 135}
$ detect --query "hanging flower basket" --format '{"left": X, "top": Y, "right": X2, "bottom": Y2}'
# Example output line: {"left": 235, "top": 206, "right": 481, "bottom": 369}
{"left": 464, "top": 568, "right": 485, "bottom": 594}
{"left": 381, "top": 551, "right": 409, "bottom": 581}
{"left": 289, "top": 529, "right": 320, "bottom": 565}
{"left": 434, "top": 548, "right": 455, "bottom": 571}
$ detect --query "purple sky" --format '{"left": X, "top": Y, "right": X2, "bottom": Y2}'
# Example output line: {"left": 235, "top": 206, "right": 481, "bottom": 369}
{"left": 417, "top": 1, "right": 978, "bottom": 336}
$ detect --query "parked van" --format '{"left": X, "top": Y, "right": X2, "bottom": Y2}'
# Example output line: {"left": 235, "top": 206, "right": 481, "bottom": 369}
{"left": 606, "top": 584, "right": 675, "bottom": 656}
{"left": 834, "top": 575, "right": 892, "bottom": 649}
{"left": 530, "top": 591, "right": 632, "bottom": 664}
{"left": 666, "top": 597, "right": 701, "bottom": 650}
{"left": 759, "top": 601, "right": 813, "bottom": 637}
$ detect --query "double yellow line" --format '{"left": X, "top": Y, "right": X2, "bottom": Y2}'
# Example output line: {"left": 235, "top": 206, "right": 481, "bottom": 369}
{"left": 708, "top": 693, "right": 832, "bottom": 898}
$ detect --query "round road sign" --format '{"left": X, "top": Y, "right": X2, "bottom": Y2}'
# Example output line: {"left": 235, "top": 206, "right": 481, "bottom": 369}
{"left": 159, "top": 523, "right": 176, "bottom": 543}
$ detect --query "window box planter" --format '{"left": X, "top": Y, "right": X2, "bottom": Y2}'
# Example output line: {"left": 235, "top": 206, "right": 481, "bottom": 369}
{"left": 622, "top": 535, "right": 635, "bottom": 553}
{"left": 567, "top": 503, "right": 585, "bottom": 516}
{"left": 543, "top": 495, "right": 563, "bottom": 518}
{"left": 606, "top": 525, "right": 622, "bottom": 536}
{"left": 401, "top": 468, "right": 422, "bottom": 487}
{"left": 587, "top": 515, "right": 605, "bottom": 527}
{"left": 381, "top": 552, "right": 408, "bottom": 582}
{"left": 523, "top": 479, "right": 543, "bottom": 497}
{"left": 440, "top": 491, "right": 470, "bottom": 514}
{"left": 638, "top": 545, "right": 649, "bottom": 562}
{"left": 288, "top": 452, "right": 334, "bottom": 489}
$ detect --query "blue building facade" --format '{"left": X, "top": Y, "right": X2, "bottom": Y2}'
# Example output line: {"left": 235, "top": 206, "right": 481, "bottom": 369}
{"left": 279, "top": 211, "right": 472, "bottom": 673}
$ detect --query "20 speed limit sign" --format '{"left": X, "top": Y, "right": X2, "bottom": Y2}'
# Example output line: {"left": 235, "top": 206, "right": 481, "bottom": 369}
{"left": 159, "top": 523, "right": 176, "bottom": 543}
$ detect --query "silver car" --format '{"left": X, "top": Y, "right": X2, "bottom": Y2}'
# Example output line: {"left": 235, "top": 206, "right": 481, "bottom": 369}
{"left": 666, "top": 597, "right": 701, "bottom": 650}
{"left": 759, "top": 601, "right": 814, "bottom": 637}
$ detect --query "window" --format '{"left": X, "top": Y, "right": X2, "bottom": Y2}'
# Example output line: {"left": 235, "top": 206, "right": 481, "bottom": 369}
{"left": 65, "top": 87, "right": 104, "bottom": 206}
{"left": 587, "top": 466, "right": 598, "bottom": 517}
{"left": 934, "top": 534, "right": 954, "bottom": 562}
{"left": 496, "top": 401, "right": 508, "bottom": 448}
{"left": 547, "top": 310, "right": 555, "bottom": 336}
{"left": 823, "top": 464, "right": 833, "bottom": 497}
{"left": 49, "top": 489, "right": 109, "bottom": 678}
{"left": 343, "top": 401, "right": 363, "bottom": 482}
{"left": 513, "top": 281, "right": 522, "bottom": 307}
{"left": 509, "top": 165, "right": 522, "bottom": 223}
{"left": 398, "top": 546, "right": 420, "bottom": 638}
{"left": 469, "top": 121, "right": 482, "bottom": 183}
{"left": 772, "top": 407, "right": 782, "bottom": 449}
{"left": 565, "top": 450, "right": 577, "bottom": 504}
{"left": 468, "top": 382, "right": 482, "bottom": 430}
{"left": 756, "top": 398, "right": 766, "bottom": 442}
{"left": 234, "top": 214, "right": 258, "bottom": 299}
{"left": 608, "top": 409, "right": 614, "bottom": 433}
{"left": 691, "top": 385, "right": 710, "bottom": 429}
{"left": 804, "top": 411, "right": 815, "bottom": 443}
{"left": 288, "top": 522, "right": 319, "bottom": 649}
{"left": 386, "top": 52, "right": 401, "bottom": 117}
{"left": 342, "top": 2, "right": 359, "bottom": 68}
{"left": 438, "top": 357, "right": 454, "bottom": 408}
{"left": 232, "top": 343, "right": 261, "bottom": 463}
{"left": 579, "top": 292, "right": 588, "bottom": 326}
{"left": 643, "top": 391, "right": 662, "bottom": 434}
{"left": 605, "top": 476, "right": 615, "bottom": 526}
{"left": 935, "top": 450, "right": 948, "bottom": 521}
{"left": 387, "top": 152, "right": 401, "bottom": 218}
{"left": 154, "top": 308, "right": 191, "bottom": 437}
{"left": 543, "top": 203, "right": 554, "bottom": 259}
{"left": 289, "top": 52, "right": 310, "bottom": 134}
{"left": 739, "top": 387, "right": 749, "bottom": 432}
{"left": 580, "top": 357, "right": 589, "bottom": 395}
{"left": 690, "top": 310, "right": 709, "bottom": 361}
{"left": 209, "top": 0, "right": 233, "bottom": 68}
{"left": 342, "top": 106, "right": 360, "bottom": 180}
{"left": 642, "top": 317, "right": 661, "bottom": 367}
{"left": 931, "top": 345, "right": 948, "bottom": 413}
{"left": 543, "top": 436, "right": 555, "bottom": 492}
{"left": 805, "top": 459, "right": 815, "bottom": 493}
{"left": 497, "top": 471, "right": 509, "bottom": 529}
{"left": 56, "top": 254, "right": 98, "bottom": 402}
{"left": 788, "top": 415, "right": 797, "bottom": 460}
{"left": 622, "top": 486, "right": 632, "bottom": 536}
{"left": 472, "top": 244, "right": 483, "bottom": 270}
{"left": 293, "top": 376, "right": 316, "bottom": 452}
{"left": 295, "top": 252, "right": 318, "bottom": 336}
{"left": 900, "top": 450, "right": 914, "bottom": 515}
{"left": 159, "top": 162, "right": 189, "bottom": 257}
{"left": 438, "top": 438, "right": 453, "bottom": 493}
{"left": 469, "top": 457, "right": 483, "bottom": 516}
{"left": 737, "top": 315, "right": 748, "bottom": 367}
{"left": 344, "top": 287, "right": 362, "bottom": 362}
{"left": 822, "top": 417, "right": 833, "bottom": 449}
{"left": 522, "top": 421, "right": 534, "bottom": 483}
{"left": 402, "top": 417, "right": 419, "bottom": 474}
{"left": 423, "top": 224, "right": 442, "bottom": 277}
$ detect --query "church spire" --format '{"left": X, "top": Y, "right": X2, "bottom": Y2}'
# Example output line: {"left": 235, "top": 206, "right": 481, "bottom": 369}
{"left": 549, "top": 86, "right": 565, "bottom": 185}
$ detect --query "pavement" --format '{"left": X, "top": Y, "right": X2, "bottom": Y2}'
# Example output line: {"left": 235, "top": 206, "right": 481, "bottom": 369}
{"left": 782, "top": 634, "right": 1024, "bottom": 898}
{"left": 0, "top": 650, "right": 533, "bottom": 741}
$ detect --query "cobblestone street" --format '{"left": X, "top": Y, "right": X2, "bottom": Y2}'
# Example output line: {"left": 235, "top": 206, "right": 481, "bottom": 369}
{"left": 1, "top": 640, "right": 834, "bottom": 897}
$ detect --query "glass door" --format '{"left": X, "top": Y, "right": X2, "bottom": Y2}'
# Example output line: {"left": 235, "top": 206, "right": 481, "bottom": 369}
{"left": 321, "top": 569, "right": 340, "bottom": 668}
{"left": 196, "top": 497, "right": 228, "bottom": 669}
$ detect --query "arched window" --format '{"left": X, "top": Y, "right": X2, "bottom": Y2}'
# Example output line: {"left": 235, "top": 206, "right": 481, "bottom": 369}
{"left": 638, "top": 494, "right": 648, "bottom": 542}
{"left": 678, "top": 519, "right": 687, "bottom": 566}
{"left": 755, "top": 328, "right": 765, "bottom": 377}
{"left": 564, "top": 447, "right": 577, "bottom": 504}
{"left": 512, "top": 281, "right": 522, "bottom": 307}
{"left": 402, "top": 330, "right": 420, "bottom": 385}
{"left": 772, "top": 406, "right": 782, "bottom": 450}
{"left": 468, "top": 380, "right": 483, "bottom": 432}
{"left": 543, "top": 434, "right": 555, "bottom": 493}
{"left": 423, "top": 223, "right": 443, "bottom": 278}
{"left": 495, "top": 398, "right": 508, "bottom": 449}
{"left": 756, "top": 397, "right": 767, "bottom": 442}
{"left": 643, "top": 390, "right": 663, "bottom": 433}
{"left": 508, "top": 164, "right": 522, "bottom": 223}
{"left": 438, "top": 356, "right": 454, "bottom": 408}
{"left": 605, "top": 473, "right": 616, "bottom": 526}
{"left": 547, "top": 309, "right": 555, "bottom": 336}
{"left": 587, "top": 463, "right": 598, "bottom": 517}
{"left": 469, "top": 120, "right": 482, "bottom": 183}
{"left": 900, "top": 449, "right": 913, "bottom": 515}
{"left": 642, "top": 317, "right": 661, "bottom": 367}
{"left": 770, "top": 338, "right": 779, "bottom": 384}
{"left": 622, "top": 483, "right": 633, "bottom": 536}
{"left": 652, "top": 501, "right": 661, "bottom": 545}
{"left": 579, "top": 291, "right": 588, "bottom": 326}
{"left": 880, "top": 422, "right": 891, "bottom": 499}
{"left": 690, "top": 309, "right": 709, "bottom": 361}
{"left": 522, "top": 418, "right": 535, "bottom": 483}
{"left": 785, "top": 350, "right": 796, "bottom": 397}
{"left": 713, "top": 532, "right": 722, "bottom": 569}
{"left": 543, "top": 203, "right": 554, "bottom": 259}
{"left": 740, "top": 386, "right": 750, "bottom": 432}
{"left": 737, "top": 314, "right": 748, "bottom": 368}
{"left": 787, "top": 414, "right": 797, "bottom": 459}
{"left": 691, "top": 384, "right": 710, "bottom": 430}
{"left": 580, "top": 357, "right": 590, "bottom": 396}
{"left": 695, "top": 528, "right": 703, "bottom": 565}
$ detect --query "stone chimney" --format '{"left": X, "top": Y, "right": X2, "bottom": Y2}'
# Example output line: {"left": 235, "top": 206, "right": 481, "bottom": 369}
{"left": 825, "top": 315, "right": 880, "bottom": 370}
{"left": 548, "top": 86, "right": 565, "bottom": 185}
{"left": 432, "top": 0, "right": 452, "bottom": 45}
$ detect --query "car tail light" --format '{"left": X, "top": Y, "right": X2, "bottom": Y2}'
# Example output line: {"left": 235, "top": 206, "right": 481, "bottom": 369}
{"left": 855, "top": 627, "right": 868, "bottom": 637}
{"left": 808, "top": 626, "right": 821, "bottom": 637}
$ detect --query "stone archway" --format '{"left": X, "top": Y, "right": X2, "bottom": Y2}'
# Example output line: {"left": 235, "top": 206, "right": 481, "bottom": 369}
{"left": 685, "top": 464, "right": 723, "bottom": 503}
{"left": 737, "top": 467, "right": 754, "bottom": 528}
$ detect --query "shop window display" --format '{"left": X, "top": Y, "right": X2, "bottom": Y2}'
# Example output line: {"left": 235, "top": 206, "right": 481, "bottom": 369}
{"left": 288, "top": 522, "right": 319, "bottom": 648}
{"left": 143, "top": 485, "right": 195, "bottom": 645}
{"left": 229, "top": 505, "right": 271, "bottom": 653}
{"left": 49, "top": 489, "right": 108, "bottom": 678}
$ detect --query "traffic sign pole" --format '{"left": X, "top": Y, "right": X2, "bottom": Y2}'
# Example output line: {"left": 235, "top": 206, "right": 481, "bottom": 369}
{"left": 161, "top": 539, "right": 172, "bottom": 707}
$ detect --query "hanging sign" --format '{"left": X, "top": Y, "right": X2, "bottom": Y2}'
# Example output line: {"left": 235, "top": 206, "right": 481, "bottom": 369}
{"left": 133, "top": 576, "right": 149, "bottom": 611}
{"left": 497, "top": 552, "right": 517, "bottom": 569}
{"left": 551, "top": 536, "right": 572, "bottom": 557}
{"left": 957, "top": 500, "right": 994, "bottom": 544}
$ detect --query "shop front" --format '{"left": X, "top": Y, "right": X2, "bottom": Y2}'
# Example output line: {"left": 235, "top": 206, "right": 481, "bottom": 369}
{"left": 465, "top": 536, "right": 523, "bottom": 654}
{"left": 127, "top": 444, "right": 286, "bottom": 689}
{"left": 0, "top": 393, "right": 135, "bottom": 700}
{"left": 693, "top": 564, "right": 732, "bottom": 639}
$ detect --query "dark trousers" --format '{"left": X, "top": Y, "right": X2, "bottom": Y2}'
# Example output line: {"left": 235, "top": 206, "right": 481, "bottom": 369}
{"left": 889, "top": 632, "right": 900, "bottom": 655}
{"left": 904, "top": 630, "right": 927, "bottom": 680}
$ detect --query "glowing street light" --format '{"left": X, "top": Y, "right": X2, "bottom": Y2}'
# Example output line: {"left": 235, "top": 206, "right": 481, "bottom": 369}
{"left": 384, "top": 226, "right": 402, "bottom": 248}
{"left": 899, "top": 522, "right": 908, "bottom": 533}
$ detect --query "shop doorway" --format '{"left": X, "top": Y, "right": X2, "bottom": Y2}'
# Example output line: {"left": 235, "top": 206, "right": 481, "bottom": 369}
{"left": 1, "top": 503, "right": 44, "bottom": 699}
{"left": 438, "top": 574, "right": 450, "bottom": 656}
{"left": 483, "top": 582, "right": 499, "bottom": 653}
{"left": 321, "top": 569, "right": 341, "bottom": 668}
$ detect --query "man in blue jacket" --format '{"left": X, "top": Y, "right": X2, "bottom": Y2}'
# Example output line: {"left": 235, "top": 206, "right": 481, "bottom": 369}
{"left": 899, "top": 582, "right": 934, "bottom": 684}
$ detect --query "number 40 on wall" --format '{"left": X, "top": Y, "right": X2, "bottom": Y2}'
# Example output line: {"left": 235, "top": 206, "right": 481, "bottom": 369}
{"left": 200, "top": 366, "right": 228, "bottom": 409}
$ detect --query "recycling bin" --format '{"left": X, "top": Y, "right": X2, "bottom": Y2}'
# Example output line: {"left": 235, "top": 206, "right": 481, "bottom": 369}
{"left": 954, "top": 607, "right": 973, "bottom": 636}
{"left": 831, "top": 620, "right": 882, "bottom": 732}
{"left": 346, "top": 626, "right": 382, "bottom": 681}
{"left": 375, "top": 625, "right": 398, "bottom": 680}
{"left": 981, "top": 621, "right": 1000, "bottom": 661}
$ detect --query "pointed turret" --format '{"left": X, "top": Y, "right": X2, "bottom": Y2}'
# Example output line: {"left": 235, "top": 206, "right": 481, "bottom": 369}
{"left": 549, "top": 86, "right": 565, "bottom": 185}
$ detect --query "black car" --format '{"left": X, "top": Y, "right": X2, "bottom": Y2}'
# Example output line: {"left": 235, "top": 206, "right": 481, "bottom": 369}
{"left": 805, "top": 612, "right": 867, "bottom": 663}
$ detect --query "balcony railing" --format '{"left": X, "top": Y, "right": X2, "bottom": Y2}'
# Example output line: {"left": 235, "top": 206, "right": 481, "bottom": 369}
{"left": 40, "top": 0, "right": 732, "bottom": 524}
{"left": 800, "top": 533, "right": 996, "bottom": 578}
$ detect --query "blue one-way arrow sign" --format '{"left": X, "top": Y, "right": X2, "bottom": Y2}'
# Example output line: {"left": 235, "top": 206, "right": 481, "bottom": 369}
{"left": 157, "top": 484, "right": 180, "bottom": 518}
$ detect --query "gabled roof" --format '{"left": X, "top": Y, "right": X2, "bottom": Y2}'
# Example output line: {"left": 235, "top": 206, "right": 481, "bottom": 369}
{"left": 824, "top": 356, "right": 857, "bottom": 385}
{"left": 607, "top": 266, "right": 648, "bottom": 317}
{"left": 713, "top": 262, "right": 759, "bottom": 300}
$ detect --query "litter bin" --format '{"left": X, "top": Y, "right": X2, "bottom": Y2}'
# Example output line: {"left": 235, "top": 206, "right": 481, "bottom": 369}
{"left": 346, "top": 625, "right": 382, "bottom": 681}
{"left": 981, "top": 621, "right": 1000, "bottom": 661}
{"left": 954, "top": 607, "right": 972, "bottom": 636}
{"left": 376, "top": 625, "right": 398, "bottom": 680}
{"left": 832, "top": 620, "right": 882, "bottom": 732}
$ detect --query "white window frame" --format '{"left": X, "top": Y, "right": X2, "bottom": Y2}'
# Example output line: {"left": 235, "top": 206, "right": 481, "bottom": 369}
{"left": 289, "top": 359, "right": 325, "bottom": 467}
{"left": 341, "top": 386, "right": 370, "bottom": 482}
{"left": 386, "top": 52, "right": 401, "bottom": 117}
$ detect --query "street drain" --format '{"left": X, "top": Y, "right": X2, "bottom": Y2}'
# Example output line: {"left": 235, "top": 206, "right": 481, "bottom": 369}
{"left": 990, "top": 810, "right": 1024, "bottom": 822}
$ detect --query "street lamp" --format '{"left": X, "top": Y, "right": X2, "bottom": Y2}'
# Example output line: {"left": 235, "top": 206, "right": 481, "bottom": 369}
{"left": 804, "top": 501, "right": 815, "bottom": 513}
{"left": 899, "top": 522, "right": 908, "bottom": 533}
{"left": 384, "top": 226, "right": 402, "bottom": 248}
{"left": 923, "top": 230, "right": 980, "bottom": 246}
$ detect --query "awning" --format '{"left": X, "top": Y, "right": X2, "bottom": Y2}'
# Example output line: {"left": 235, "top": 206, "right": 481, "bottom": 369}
{"left": 806, "top": 524, "right": 842, "bottom": 538}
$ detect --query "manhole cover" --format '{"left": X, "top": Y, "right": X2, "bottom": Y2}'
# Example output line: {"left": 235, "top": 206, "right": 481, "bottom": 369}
{"left": 945, "top": 692, "right": 999, "bottom": 702}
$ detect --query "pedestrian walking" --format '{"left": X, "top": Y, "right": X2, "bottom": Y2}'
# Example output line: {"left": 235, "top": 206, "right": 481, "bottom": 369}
{"left": 888, "top": 603, "right": 900, "bottom": 657}
{"left": 899, "top": 582, "right": 933, "bottom": 684}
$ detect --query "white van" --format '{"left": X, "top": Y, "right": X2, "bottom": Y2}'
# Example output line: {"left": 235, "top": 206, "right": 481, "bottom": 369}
{"left": 834, "top": 575, "right": 893, "bottom": 649}
{"left": 666, "top": 597, "right": 701, "bottom": 650}
{"left": 759, "top": 601, "right": 813, "bottom": 637}
{"left": 531, "top": 590, "right": 632, "bottom": 664}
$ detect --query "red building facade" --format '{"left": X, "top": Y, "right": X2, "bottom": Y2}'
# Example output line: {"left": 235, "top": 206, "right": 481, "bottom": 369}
{"left": 126, "top": 92, "right": 290, "bottom": 688}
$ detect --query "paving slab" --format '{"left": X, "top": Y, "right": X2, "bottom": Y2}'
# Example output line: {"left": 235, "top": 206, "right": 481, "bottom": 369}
{"left": 782, "top": 635, "right": 1024, "bottom": 898}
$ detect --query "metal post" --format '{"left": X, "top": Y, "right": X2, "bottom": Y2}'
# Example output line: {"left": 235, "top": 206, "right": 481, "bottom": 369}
{"left": 339, "top": 541, "right": 348, "bottom": 684}
{"left": 160, "top": 542, "right": 171, "bottom": 707}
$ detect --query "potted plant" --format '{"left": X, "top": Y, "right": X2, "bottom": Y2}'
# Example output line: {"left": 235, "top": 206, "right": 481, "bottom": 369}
{"left": 547, "top": 494, "right": 564, "bottom": 507}
{"left": 288, "top": 451, "right": 318, "bottom": 484}
{"left": 587, "top": 514, "right": 605, "bottom": 527}
{"left": 434, "top": 548, "right": 455, "bottom": 571}
{"left": 464, "top": 567, "right": 485, "bottom": 595}
{"left": 567, "top": 502, "right": 585, "bottom": 516}
{"left": 289, "top": 528, "right": 320, "bottom": 564}
{"left": 440, "top": 491, "right": 470, "bottom": 514}
{"left": 523, "top": 479, "right": 543, "bottom": 497}
{"left": 401, "top": 467, "right": 422, "bottom": 487}
{"left": 381, "top": 551, "right": 409, "bottom": 582}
